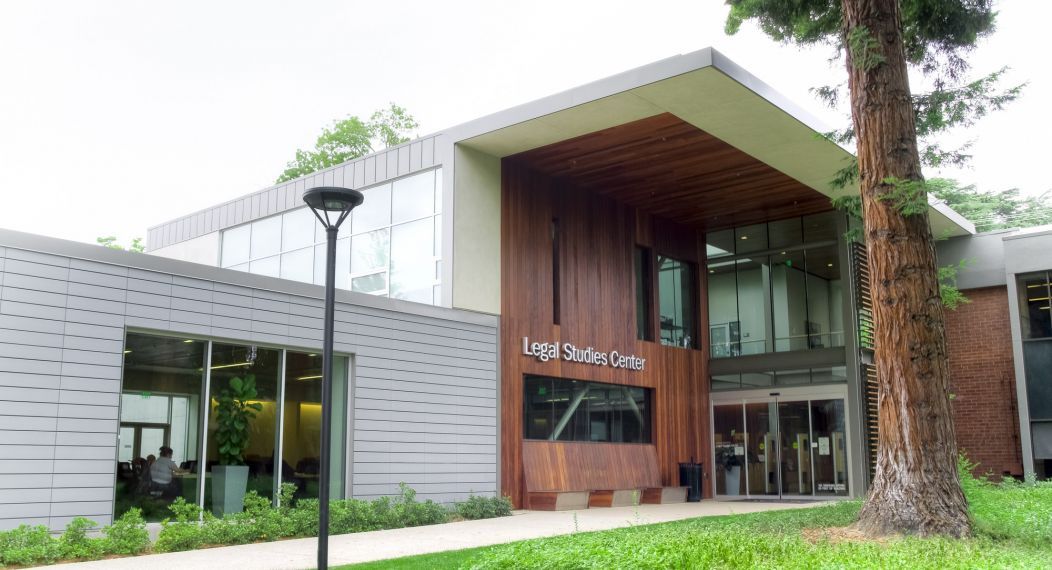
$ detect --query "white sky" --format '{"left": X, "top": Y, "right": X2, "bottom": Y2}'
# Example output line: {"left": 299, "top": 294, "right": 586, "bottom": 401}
{"left": 0, "top": 0, "right": 1047, "bottom": 246}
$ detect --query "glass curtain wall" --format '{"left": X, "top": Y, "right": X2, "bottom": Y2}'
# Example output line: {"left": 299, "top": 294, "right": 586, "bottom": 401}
{"left": 220, "top": 168, "right": 443, "bottom": 305}
{"left": 707, "top": 212, "right": 845, "bottom": 359}
{"left": 116, "top": 334, "right": 206, "bottom": 522}
{"left": 115, "top": 332, "right": 349, "bottom": 521}
{"left": 205, "top": 344, "right": 281, "bottom": 512}
{"left": 282, "top": 352, "right": 347, "bottom": 500}
{"left": 1019, "top": 271, "right": 1052, "bottom": 477}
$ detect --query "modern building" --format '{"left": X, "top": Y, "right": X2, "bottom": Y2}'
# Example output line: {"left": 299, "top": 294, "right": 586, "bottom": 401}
{"left": 1, "top": 48, "right": 1049, "bottom": 529}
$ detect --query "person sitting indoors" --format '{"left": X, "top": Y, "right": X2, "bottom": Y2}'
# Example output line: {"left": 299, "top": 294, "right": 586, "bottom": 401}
{"left": 149, "top": 446, "right": 187, "bottom": 498}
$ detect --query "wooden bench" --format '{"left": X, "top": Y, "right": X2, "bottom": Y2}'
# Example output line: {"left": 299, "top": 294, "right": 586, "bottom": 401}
{"left": 522, "top": 441, "right": 687, "bottom": 510}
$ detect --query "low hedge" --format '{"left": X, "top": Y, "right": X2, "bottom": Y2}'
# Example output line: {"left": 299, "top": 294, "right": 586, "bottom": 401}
{"left": 0, "top": 483, "right": 512, "bottom": 566}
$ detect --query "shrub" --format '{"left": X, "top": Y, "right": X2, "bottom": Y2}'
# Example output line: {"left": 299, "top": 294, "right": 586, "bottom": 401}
{"left": 456, "top": 495, "right": 514, "bottom": 520}
{"left": 58, "top": 517, "right": 104, "bottom": 560}
{"left": 0, "top": 524, "right": 62, "bottom": 566}
{"left": 103, "top": 508, "right": 150, "bottom": 556}
{"left": 154, "top": 498, "right": 207, "bottom": 553}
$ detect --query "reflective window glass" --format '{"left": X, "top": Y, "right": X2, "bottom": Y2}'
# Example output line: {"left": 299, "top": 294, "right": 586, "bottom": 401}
{"left": 250, "top": 255, "right": 280, "bottom": 278}
{"left": 735, "top": 257, "right": 767, "bottom": 355}
{"left": 805, "top": 245, "right": 845, "bottom": 349}
{"left": 351, "top": 229, "right": 390, "bottom": 274}
{"left": 1020, "top": 272, "right": 1052, "bottom": 339}
{"left": 811, "top": 366, "right": 848, "bottom": 384}
{"left": 282, "top": 352, "right": 347, "bottom": 500}
{"left": 768, "top": 217, "right": 803, "bottom": 249}
{"left": 250, "top": 216, "right": 282, "bottom": 259}
{"left": 222, "top": 224, "right": 251, "bottom": 267}
{"left": 803, "top": 211, "right": 839, "bottom": 243}
{"left": 741, "top": 372, "right": 775, "bottom": 387}
{"left": 706, "top": 229, "right": 735, "bottom": 259}
{"left": 658, "top": 255, "right": 696, "bottom": 349}
{"left": 116, "top": 334, "right": 206, "bottom": 521}
{"left": 770, "top": 250, "right": 807, "bottom": 352}
{"left": 708, "top": 258, "right": 739, "bottom": 358}
{"left": 735, "top": 224, "right": 768, "bottom": 254}
{"left": 523, "top": 376, "right": 651, "bottom": 443}
{"left": 776, "top": 369, "right": 811, "bottom": 386}
{"left": 280, "top": 247, "right": 314, "bottom": 282}
{"left": 711, "top": 374, "right": 741, "bottom": 391}
{"left": 390, "top": 218, "right": 435, "bottom": 303}
{"left": 392, "top": 170, "right": 435, "bottom": 223}
{"left": 282, "top": 208, "right": 317, "bottom": 251}
{"left": 313, "top": 238, "right": 350, "bottom": 289}
{"left": 352, "top": 183, "right": 391, "bottom": 234}
{"left": 206, "top": 343, "right": 281, "bottom": 513}
{"left": 352, "top": 272, "right": 387, "bottom": 294}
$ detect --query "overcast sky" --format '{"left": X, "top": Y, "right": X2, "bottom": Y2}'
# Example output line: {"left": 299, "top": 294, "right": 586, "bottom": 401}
{"left": 1, "top": 1, "right": 1047, "bottom": 246}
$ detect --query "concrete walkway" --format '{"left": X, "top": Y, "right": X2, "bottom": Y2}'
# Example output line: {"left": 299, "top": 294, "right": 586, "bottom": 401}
{"left": 52, "top": 500, "right": 812, "bottom": 570}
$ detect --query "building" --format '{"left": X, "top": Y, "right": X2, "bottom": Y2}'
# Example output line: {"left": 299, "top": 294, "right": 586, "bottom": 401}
{"left": 1, "top": 48, "right": 1049, "bottom": 529}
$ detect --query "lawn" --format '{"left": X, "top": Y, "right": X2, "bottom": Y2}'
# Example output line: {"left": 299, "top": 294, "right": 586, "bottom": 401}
{"left": 344, "top": 473, "right": 1052, "bottom": 569}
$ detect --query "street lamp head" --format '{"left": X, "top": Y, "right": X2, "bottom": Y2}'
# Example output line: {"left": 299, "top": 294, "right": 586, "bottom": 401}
{"left": 303, "top": 186, "right": 364, "bottom": 230}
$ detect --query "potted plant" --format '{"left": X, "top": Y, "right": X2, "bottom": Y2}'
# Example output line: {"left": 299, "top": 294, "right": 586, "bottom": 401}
{"left": 715, "top": 445, "right": 744, "bottom": 496}
{"left": 211, "top": 374, "right": 262, "bottom": 516}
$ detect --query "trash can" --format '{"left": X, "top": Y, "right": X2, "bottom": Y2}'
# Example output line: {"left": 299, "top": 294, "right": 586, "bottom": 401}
{"left": 679, "top": 459, "right": 703, "bottom": 502}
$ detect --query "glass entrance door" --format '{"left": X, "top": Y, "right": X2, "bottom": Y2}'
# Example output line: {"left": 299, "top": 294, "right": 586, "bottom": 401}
{"left": 712, "top": 395, "right": 849, "bottom": 499}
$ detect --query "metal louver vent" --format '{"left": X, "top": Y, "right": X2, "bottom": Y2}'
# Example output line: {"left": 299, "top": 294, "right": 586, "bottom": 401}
{"left": 851, "top": 241, "right": 874, "bottom": 351}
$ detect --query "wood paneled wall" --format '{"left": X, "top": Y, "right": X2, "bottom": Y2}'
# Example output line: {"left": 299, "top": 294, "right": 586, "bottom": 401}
{"left": 500, "top": 160, "right": 711, "bottom": 507}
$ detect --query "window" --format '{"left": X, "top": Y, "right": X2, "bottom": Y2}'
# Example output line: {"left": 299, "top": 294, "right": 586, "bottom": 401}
{"left": 635, "top": 247, "right": 653, "bottom": 341}
{"left": 658, "top": 255, "right": 696, "bottom": 348}
{"left": 116, "top": 332, "right": 348, "bottom": 521}
{"left": 1019, "top": 271, "right": 1052, "bottom": 424}
{"left": 706, "top": 214, "right": 845, "bottom": 359}
{"left": 710, "top": 366, "right": 847, "bottom": 391}
{"left": 219, "top": 168, "right": 442, "bottom": 305}
{"left": 523, "top": 376, "right": 651, "bottom": 443}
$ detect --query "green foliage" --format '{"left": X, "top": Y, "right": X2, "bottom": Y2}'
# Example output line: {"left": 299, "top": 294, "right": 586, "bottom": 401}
{"left": 455, "top": 495, "right": 514, "bottom": 521}
{"left": 939, "top": 260, "right": 971, "bottom": 310}
{"left": 877, "top": 176, "right": 931, "bottom": 216}
{"left": 0, "top": 524, "right": 63, "bottom": 566}
{"left": 276, "top": 103, "right": 419, "bottom": 183}
{"left": 928, "top": 178, "right": 1052, "bottom": 232}
{"left": 213, "top": 374, "right": 263, "bottom": 465}
{"left": 848, "top": 26, "right": 886, "bottom": 71}
{"left": 58, "top": 517, "right": 104, "bottom": 560}
{"left": 96, "top": 236, "right": 145, "bottom": 253}
{"left": 103, "top": 507, "right": 150, "bottom": 555}
{"left": 385, "top": 471, "right": 1050, "bottom": 570}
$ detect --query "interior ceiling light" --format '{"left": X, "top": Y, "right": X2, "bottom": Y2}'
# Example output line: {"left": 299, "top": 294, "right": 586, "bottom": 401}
{"left": 740, "top": 235, "right": 748, "bottom": 240}
{"left": 297, "top": 375, "right": 323, "bottom": 381}
{"left": 183, "top": 339, "right": 194, "bottom": 343}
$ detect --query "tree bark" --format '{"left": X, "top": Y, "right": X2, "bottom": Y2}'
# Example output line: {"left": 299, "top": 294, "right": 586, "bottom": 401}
{"left": 843, "top": 0, "right": 971, "bottom": 537}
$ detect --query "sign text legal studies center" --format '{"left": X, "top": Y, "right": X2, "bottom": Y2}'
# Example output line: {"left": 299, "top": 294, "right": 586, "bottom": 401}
{"left": 521, "top": 337, "right": 647, "bottom": 371}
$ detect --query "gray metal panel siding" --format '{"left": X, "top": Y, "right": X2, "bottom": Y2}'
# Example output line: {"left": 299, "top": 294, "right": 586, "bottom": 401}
{"left": 145, "top": 134, "right": 445, "bottom": 251}
{"left": 0, "top": 238, "right": 497, "bottom": 529}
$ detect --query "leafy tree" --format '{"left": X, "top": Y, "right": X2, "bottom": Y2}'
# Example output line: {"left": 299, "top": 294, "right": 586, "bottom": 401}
{"left": 928, "top": 179, "right": 1052, "bottom": 232}
{"left": 276, "top": 103, "right": 418, "bottom": 183}
{"left": 96, "top": 236, "right": 144, "bottom": 253}
{"left": 724, "top": 0, "right": 1014, "bottom": 537}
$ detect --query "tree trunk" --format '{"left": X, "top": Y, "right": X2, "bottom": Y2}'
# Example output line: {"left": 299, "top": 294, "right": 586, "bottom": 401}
{"left": 843, "top": 0, "right": 971, "bottom": 537}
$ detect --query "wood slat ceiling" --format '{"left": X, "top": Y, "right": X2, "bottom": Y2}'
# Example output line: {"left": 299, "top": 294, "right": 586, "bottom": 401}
{"left": 506, "top": 113, "right": 833, "bottom": 231}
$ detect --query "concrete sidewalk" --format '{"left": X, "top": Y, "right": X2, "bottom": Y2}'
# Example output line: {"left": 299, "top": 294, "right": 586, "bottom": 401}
{"left": 52, "top": 500, "right": 812, "bottom": 570}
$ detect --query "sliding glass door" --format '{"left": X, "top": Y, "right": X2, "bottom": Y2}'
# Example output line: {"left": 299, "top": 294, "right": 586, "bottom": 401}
{"left": 711, "top": 391, "right": 850, "bottom": 499}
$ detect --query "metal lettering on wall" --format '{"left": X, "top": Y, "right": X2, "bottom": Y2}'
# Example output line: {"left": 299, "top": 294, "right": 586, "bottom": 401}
{"left": 520, "top": 337, "right": 646, "bottom": 371}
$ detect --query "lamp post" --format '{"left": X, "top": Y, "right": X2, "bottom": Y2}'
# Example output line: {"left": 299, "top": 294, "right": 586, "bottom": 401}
{"left": 303, "top": 186, "right": 364, "bottom": 570}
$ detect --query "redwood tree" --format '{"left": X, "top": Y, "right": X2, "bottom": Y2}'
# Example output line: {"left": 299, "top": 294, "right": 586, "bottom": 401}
{"left": 725, "top": 0, "right": 1004, "bottom": 537}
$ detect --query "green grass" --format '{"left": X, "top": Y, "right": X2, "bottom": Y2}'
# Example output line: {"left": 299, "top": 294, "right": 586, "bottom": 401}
{"left": 341, "top": 474, "right": 1052, "bottom": 569}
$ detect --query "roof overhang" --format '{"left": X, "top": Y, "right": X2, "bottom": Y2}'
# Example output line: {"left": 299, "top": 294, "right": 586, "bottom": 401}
{"left": 446, "top": 47, "right": 975, "bottom": 238}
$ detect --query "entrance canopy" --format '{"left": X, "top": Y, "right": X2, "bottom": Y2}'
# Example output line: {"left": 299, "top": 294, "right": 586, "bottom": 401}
{"left": 448, "top": 48, "right": 974, "bottom": 236}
